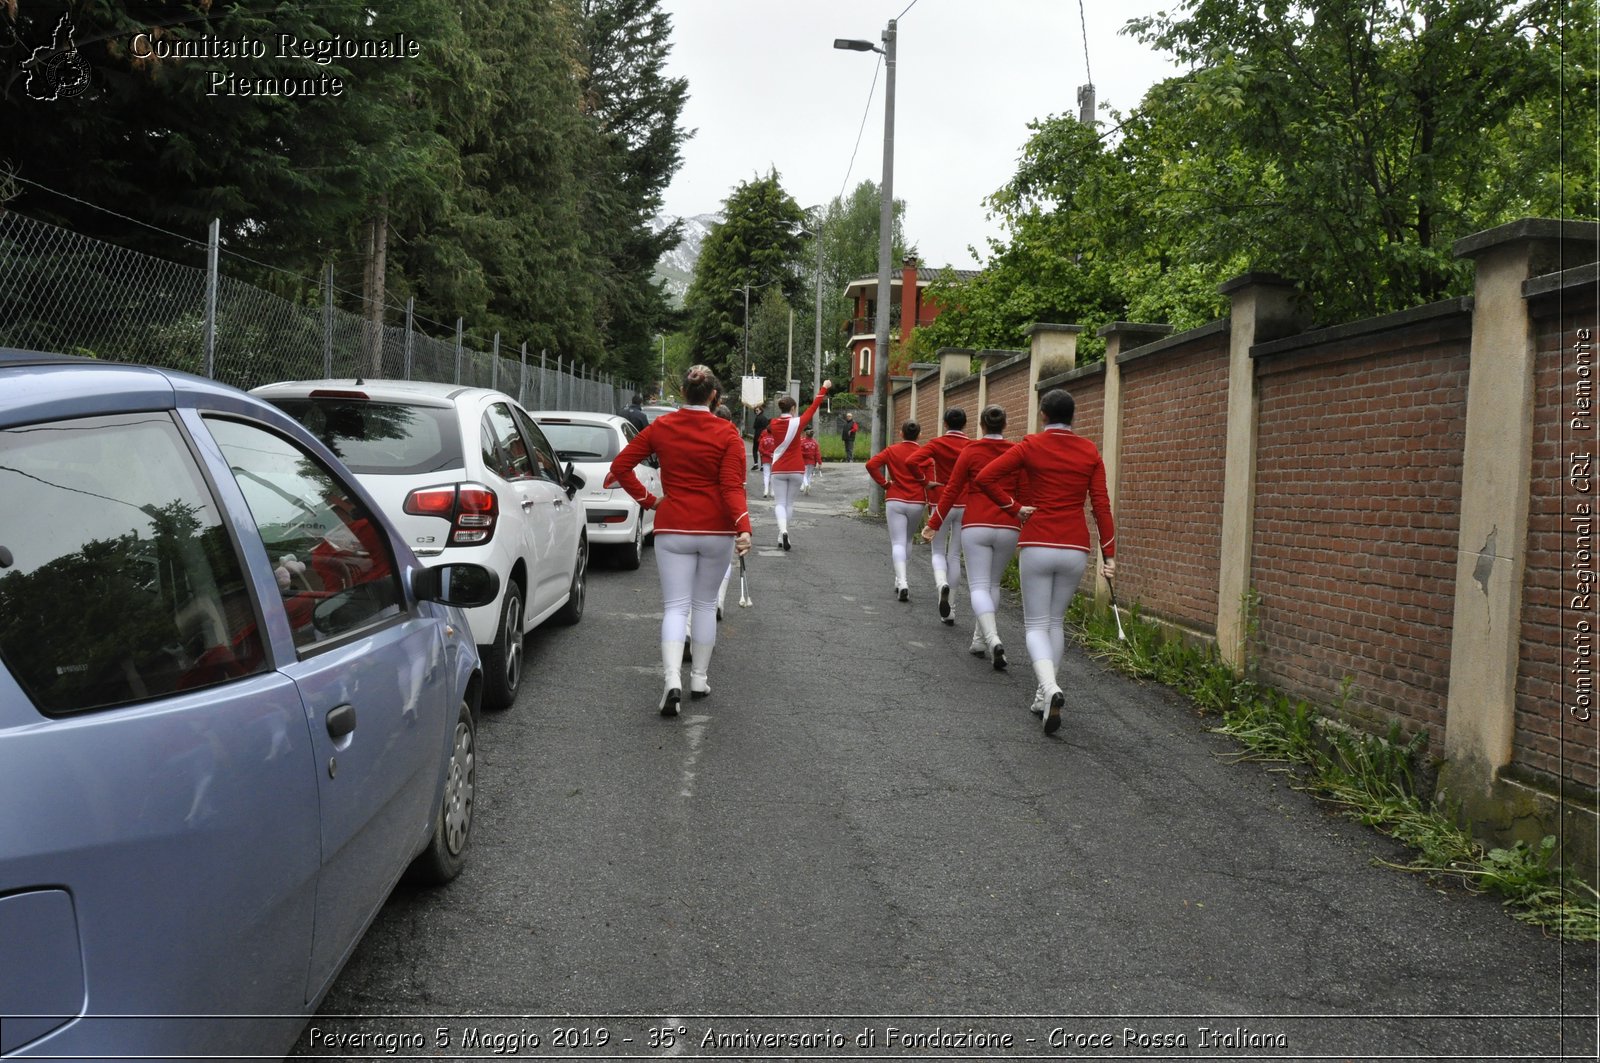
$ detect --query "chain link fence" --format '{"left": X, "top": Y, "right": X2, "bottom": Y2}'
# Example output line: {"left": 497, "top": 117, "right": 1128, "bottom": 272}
{"left": 0, "top": 210, "right": 637, "bottom": 413}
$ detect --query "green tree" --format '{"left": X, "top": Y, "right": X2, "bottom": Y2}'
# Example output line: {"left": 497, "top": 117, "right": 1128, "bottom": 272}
{"left": 577, "top": 0, "right": 690, "bottom": 381}
{"left": 1124, "top": 0, "right": 1585, "bottom": 322}
{"left": 682, "top": 170, "right": 806, "bottom": 386}
{"left": 806, "top": 180, "right": 908, "bottom": 381}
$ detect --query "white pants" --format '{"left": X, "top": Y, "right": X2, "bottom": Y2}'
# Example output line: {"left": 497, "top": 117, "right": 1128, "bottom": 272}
{"left": 656, "top": 534, "right": 735, "bottom": 645}
{"left": 929, "top": 507, "right": 965, "bottom": 588}
{"left": 886, "top": 499, "right": 923, "bottom": 565}
{"left": 771, "top": 472, "right": 803, "bottom": 535}
{"left": 962, "top": 524, "right": 1019, "bottom": 618}
{"left": 1019, "top": 547, "right": 1088, "bottom": 669}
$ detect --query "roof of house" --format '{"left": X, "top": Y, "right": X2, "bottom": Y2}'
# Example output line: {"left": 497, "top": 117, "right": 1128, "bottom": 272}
{"left": 843, "top": 267, "right": 981, "bottom": 297}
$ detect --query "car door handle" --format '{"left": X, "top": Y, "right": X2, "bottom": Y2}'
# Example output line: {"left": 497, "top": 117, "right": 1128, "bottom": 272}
{"left": 521, "top": 498, "right": 535, "bottom": 510}
{"left": 326, "top": 704, "right": 357, "bottom": 740}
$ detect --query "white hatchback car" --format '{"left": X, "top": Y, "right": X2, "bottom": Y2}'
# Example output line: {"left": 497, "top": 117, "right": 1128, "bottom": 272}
{"left": 531, "top": 411, "right": 659, "bottom": 569}
{"left": 254, "top": 380, "right": 587, "bottom": 710}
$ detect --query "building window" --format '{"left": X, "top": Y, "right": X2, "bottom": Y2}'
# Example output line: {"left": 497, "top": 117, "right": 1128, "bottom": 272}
{"left": 858, "top": 347, "right": 872, "bottom": 378}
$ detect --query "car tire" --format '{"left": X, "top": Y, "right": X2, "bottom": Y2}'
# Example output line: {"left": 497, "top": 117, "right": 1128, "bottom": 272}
{"left": 555, "top": 534, "right": 587, "bottom": 625}
{"left": 405, "top": 699, "right": 476, "bottom": 885}
{"left": 481, "top": 580, "right": 524, "bottom": 711}
{"left": 617, "top": 517, "right": 643, "bottom": 571}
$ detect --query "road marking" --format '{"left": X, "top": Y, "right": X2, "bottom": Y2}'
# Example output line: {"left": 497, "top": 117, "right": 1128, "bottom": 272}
{"left": 679, "top": 714, "right": 710, "bottom": 798}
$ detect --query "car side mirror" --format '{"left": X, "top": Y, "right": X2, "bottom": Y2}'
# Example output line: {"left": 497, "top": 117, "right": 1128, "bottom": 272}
{"left": 413, "top": 563, "right": 500, "bottom": 609}
{"left": 564, "top": 462, "right": 584, "bottom": 499}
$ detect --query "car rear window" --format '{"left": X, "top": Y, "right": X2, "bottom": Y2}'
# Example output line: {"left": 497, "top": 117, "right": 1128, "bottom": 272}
{"left": 0, "top": 413, "right": 269, "bottom": 714}
{"left": 268, "top": 398, "right": 463, "bottom": 475}
{"left": 537, "top": 421, "right": 621, "bottom": 462}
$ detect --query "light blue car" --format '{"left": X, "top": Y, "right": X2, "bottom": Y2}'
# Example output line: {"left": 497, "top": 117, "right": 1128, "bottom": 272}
{"left": 0, "top": 351, "right": 498, "bottom": 1059}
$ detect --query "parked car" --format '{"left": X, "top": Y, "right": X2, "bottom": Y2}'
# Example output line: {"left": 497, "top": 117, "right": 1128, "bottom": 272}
{"left": 641, "top": 403, "right": 678, "bottom": 423}
{"left": 532, "top": 410, "right": 659, "bottom": 569}
{"left": 0, "top": 350, "right": 498, "bottom": 1060}
{"left": 254, "top": 380, "right": 588, "bottom": 710}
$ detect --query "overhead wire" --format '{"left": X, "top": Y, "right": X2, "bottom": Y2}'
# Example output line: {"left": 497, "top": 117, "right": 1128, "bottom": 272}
{"left": 1077, "top": 0, "right": 1094, "bottom": 87}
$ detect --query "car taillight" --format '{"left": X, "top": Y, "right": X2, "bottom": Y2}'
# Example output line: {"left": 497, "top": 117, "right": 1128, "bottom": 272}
{"left": 404, "top": 483, "right": 498, "bottom": 546}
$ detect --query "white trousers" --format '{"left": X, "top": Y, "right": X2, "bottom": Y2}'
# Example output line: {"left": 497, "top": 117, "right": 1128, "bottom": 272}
{"left": 1019, "top": 547, "right": 1088, "bottom": 670}
{"left": 771, "top": 472, "right": 803, "bottom": 534}
{"left": 656, "top": 534, "right": 735, "bottom": 645}
{"left": 929, "top": 506, "right": 965, "bottom": 588}
{"left": 962, "top": 524, "right": 1019, "bottom": 618}
{"left": 885, "top": 499, "right": 923, "bottom": 567}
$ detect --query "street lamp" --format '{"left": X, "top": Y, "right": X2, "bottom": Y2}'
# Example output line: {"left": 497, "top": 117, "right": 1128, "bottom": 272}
{"left": 835, "top": 20, "right": 896, "bottom": 516}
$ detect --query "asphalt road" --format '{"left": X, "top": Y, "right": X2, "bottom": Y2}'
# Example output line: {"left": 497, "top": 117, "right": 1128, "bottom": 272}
{"left": 292, "top": 461, "right": 1597, "bottom": 1062}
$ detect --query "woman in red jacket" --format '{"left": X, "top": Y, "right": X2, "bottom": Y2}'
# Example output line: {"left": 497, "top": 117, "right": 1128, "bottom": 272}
{"left": 865, "top": 420, "right": 928, "bottom": 601}
{"left": 609, "top": 365, "right": 753, "bottom": 717}
{"left": 974, "top": 390, "right": 1116, "bottom": 735}
{"left": 765, "top": 382, "right": 831, "bottom": 549}
{"left": 910, "top": 406, "right": 970, "bottom": 624}
{"left": 922, "top": 404, "right": 1020, "bottom": 668}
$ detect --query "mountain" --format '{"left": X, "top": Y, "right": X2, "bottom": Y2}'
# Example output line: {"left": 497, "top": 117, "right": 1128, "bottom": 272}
{"left": 651, "top": 212, "right": 722, "bottom": 306}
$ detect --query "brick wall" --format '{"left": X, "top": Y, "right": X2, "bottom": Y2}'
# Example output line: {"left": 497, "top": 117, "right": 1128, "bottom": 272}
{"left": 1249, "top": 303, "right": 1472, "bottom": 746}
{"left": 985, "top": 359, "right": 1034, "bottom": 442}
{"left": 943, "top": 374, "right": 980, "bottom": 428}
{"left": 1115, "top": 330, "right": 1230, "bottom": 631}
{"left": 1520, "top": 285, "right": 1598, "bottom": 791}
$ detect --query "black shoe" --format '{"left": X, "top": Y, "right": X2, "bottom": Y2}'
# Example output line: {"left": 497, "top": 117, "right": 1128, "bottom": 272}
{"left": 992, "top": 644, "right": 1008, "bottom": 671}
{"left": 897, "top": 586, "right": 909, "bottom": 603}
{"left": 937, "top": 584, "right": 951, "bottom": 620}
{"left": 781, "top": 532, "right": 791, "bottom": 551}
{"left": 1043, "top": 690, "right": 1064, "bottom": 735}
{"left": 660, "top": 687, "right": 682, "bottom": 717}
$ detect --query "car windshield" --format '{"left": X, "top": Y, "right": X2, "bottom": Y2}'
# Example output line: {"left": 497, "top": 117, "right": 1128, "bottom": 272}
{"left": 268, "top": 398, "right": 464, "bottom": 475}
{"left": 537, "top": 421, "right": 620, "bottom": 462}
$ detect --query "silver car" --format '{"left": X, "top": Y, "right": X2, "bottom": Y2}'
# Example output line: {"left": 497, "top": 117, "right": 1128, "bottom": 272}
{"left": 0, "top": 351, "right": 497, "bottom": 1059}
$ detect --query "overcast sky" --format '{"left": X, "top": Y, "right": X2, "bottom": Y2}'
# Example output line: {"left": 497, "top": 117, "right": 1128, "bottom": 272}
{"left": 656, "top": 0, "right": 1190, "bottom": 271}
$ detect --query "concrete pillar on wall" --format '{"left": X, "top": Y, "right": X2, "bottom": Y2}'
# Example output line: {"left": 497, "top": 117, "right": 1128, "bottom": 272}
{"left": 1441, "top": 219, "right": 1600, "bottom": 806}
{"left": 1216, "top": 273, "right": 1306, "bottom": 670}
{"left": 1025, "top": 324, "right": 1082, "bottom": 434}
{"left": 1097, "top": 323, "right": 1174, "bottom": 603}
{"left": 975, "top": 349, "right": 1018, "bottom": 413}
{"left": 936, "top": 347, "right": 973, "bottom": 428}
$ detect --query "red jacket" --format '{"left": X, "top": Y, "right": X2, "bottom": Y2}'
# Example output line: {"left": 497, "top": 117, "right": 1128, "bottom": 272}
{"left": 800, "top": 436, "right": 821, "bottom": 465}
{"left": 927, "top": 436, "right": 1023, "bottom": 533}
{"left": 910, "top": 430, "right": 970, "bottom": 507}
{"left": 766, "top": 389, "right": 828, "bottom": 473}
{"left": 973, "top": 426, "right": 1114, "bottom": 555}
{"left": 865, "top": 440, "right": 929, "bottom": 504}
{"left": 609, "top": 407, "right": 751, "bottom": 536}
{"left": 758, "top": 431, "right": 776, "bottom": 462}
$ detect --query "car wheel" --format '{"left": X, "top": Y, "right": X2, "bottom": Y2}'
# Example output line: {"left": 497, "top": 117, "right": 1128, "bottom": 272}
{"left": 555, "top": 534, "right": 587, "bottom": 625}
{"left": 618, "top": 517, "right": 643, "bottom": 571}
{"left": 405, "top": 699, "right": 475, "bottom": 885}
{"left": 481, "top": 579, "right": 523, "bottom": 710}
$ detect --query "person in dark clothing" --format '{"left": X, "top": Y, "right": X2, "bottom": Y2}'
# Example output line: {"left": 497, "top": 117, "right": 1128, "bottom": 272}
{"left": 841, "top": 413, "right": 860, "bottom": 462}
{"left": 751, "top": 406, "right": 771, "bottom": 469}
{"left": 622, "top": 394, "right": 649, "bottom": 432}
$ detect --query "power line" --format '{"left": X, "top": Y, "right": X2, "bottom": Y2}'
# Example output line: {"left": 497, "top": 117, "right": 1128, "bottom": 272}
{"left": 835, "top": 54, "right": 883, "bottom": 204}
{"left": 896, "top": 0, "right": 923, "bottom": 20}
{"left": 1077, "top": 0, "right": 1094, "bottom": 86}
